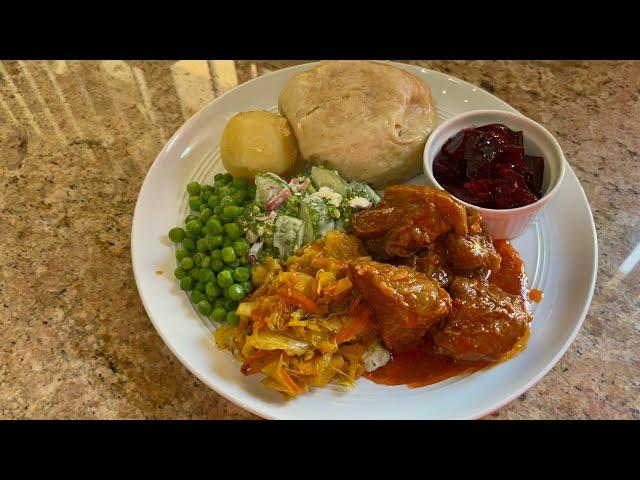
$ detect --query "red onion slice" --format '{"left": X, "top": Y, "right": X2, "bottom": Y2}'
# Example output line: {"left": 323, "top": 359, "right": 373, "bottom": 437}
{"left": 245, "top": 230, "right": 258, "bottom": 244}
{"left": 298, "top": 178, "right": 310, "bottom": 192}
{"left": 288, "top": 177, "right": 310, "bottom": 193}
{"left": 248, "top": 242, "right": 263, "bottom": 264}
{"left": 265, "top": 187, "right": 291, "bottom": 211}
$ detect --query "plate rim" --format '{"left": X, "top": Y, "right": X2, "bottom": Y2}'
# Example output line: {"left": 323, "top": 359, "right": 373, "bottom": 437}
{"left": 131, "top": 62, "right": 598, "bottom": 419}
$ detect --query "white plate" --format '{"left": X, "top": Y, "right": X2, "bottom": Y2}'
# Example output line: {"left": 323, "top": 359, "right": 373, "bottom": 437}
{"left": 131, "top": 62, "right": 598, "bottom": 419}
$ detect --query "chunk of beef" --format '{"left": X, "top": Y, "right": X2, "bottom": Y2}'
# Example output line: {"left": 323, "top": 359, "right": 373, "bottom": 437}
{"left": 433, "top": 277, "right": 532, "bottom": 362}
{"left": 392, "top": 241, "right": 453, "bottom": 288}
{"left": 350, "top": 259, "right": 452, "bottom": 351}
{"left": 352, "top": 185, "right": 468, "bottom": 258}
{"left": 442, "top": 231, "right": 501, "bottom": 275}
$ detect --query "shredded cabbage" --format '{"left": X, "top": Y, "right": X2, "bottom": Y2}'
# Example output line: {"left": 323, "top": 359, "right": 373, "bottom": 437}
{"left": 215, "top": 231, "right": 376, "bottom": 397}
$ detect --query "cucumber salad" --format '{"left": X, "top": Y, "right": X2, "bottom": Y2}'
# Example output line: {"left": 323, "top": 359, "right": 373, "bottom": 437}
{"left": 240, "top": 166, "right": 379, "bottom": 262}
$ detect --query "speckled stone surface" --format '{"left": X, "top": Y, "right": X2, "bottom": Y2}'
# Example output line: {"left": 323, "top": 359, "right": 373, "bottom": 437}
{"left": 1, "top": 60, "right": 638, "bottom": 419}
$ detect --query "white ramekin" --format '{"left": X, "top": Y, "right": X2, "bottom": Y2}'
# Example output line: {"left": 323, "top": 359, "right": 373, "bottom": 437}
{"left": 423, "top": 109, "right": 566, "bottom": 240}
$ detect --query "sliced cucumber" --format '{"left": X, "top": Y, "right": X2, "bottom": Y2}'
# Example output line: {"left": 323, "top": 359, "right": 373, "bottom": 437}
{"left": 272, "top": 215, "right": 305, "bottom": 259}
{"left": 309, "top": 166, "right": 348, "bottom": 196}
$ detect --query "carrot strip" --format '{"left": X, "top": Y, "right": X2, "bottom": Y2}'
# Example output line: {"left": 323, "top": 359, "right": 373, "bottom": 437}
{"left": 278, "top": 288, "right": 321, "bottom": 315}
{"left": 336, "top": 304, "right": 372, "bottom": 344}
{"left": 280, "top": 367, "right": 302, "bottom": 395}
{"left": 253, "top": 318, "right": 267, "bottom": 332}
{"left": 241, "top": 350, "right": 280, "bottom": 376}
{"left": 348, "top": 296, "right": 363, "bottom": 314}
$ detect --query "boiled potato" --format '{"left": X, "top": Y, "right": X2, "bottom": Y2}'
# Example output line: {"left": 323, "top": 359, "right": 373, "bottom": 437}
{"left": 220, "top": 111, "right": 299, "bottom": 180}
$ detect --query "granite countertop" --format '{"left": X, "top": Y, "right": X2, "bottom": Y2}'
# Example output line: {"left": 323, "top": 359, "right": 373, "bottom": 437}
{"left": 1, "top": 60, "right": 638, "bottom": 419}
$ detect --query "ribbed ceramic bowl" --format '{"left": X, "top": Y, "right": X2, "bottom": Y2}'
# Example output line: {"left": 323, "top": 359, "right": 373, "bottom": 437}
{"left": 423, "top": 109, "right": 566, "bottom": 239}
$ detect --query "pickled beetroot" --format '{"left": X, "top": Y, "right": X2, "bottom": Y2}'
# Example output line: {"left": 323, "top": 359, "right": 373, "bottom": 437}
{"left": 433, "top": 123, "right": 544, "bottom": 209}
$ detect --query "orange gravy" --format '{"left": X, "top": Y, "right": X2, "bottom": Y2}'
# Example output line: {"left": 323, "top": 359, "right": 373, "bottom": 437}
{"left": 490, "top": 240, "right": 527, "bottom": 296}
{"left": 366, "top": 338, "right": 487, "bottom": 388}
{"left": 367, "top": 239, "right": 532, "bottom": 388}
{"left": 529, "top": 289, "right": 543, "bottom": 302}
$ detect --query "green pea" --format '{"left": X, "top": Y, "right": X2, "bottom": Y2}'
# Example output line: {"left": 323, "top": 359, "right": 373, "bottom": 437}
{"left": 180, "top": 276, "right": 194, "bottom": 291}
{"left": 187, "top": 181, "right": 201, "bottom": 196}
{"left": 207, "top": 194, "right": 220, "bottom": 209}
{"left": 202, "top": 184, "right": 214, "bottom": 193}
{"left": 197, "top": 281, "right": 208, "bottom": 293}
{"left": 200, "top": 207, "right": 213, "bottom": 221}
{"left": 222, "top": 173, "right": 233, "bottom": 184}
{"left": 233, "top": 267, "right": 251, "bottom": 282}
{"left": 225, "top": 299, "right": 239, "bottom": 311}
{"left": 240, "top": 281, "right": 253, "bottom": 294}
{"left": 212, "top": 307, "right": 227, "bottom": 323}
{"left": 223, "top": 205, "right": 244, "bottom": 219}
{"left": 211, "top": 258, "right": 224, "bottom": 273}
{"left": 219, "top": 212, "right": 234, "bottom": 224}
{"left": 193, "top": 252, "right": 207, "bottom": 267}
{"left": 206, "top": 281, "right": 221, "bottom": 298}
{"left": 200, "top": 256, "right": 211, "bottom": 269}
{"left": 222, "top": 286, "right": 230, "bottom": 298}
{"left": 168, "top": 227, "right": 186, "bottom": 242}
{"left": 197, "top": 299, "right": 213, "bottom": 316}
{"left": 232, "top": 190, "right": 247, "bottom": 204}
{"left": 328, "top": 206, "right": 340, "bottom": 219}
{"left": 180, "top": 257, "right": 194, "bottom": 270}
{"left": 231, "top": 177, "right": 248, "bottom": 190}
{"left": 174, "top": 267, "right": 187, "bottom": 280}
{"left": 238, "top": 256, "right": 250, "bottom": 266}
{"left": 189, "top": 196, "right": 202, "bottom": 211}
{"left": 190, "top": 290, "right": 205, "bottom": 304}
{"left": 202, "top": 190, "right": 212, "bottom": 203}
{"left": 227, "top": 283, "right": 246, "bottom": 301}
{"left": 175, "top": 246, "right": 189, "bottom": 261}
{"left": 223, "top": 222, "right": 242, "bottom": 240}
{"left": 185, "top": 214, "right": 199, "bottom": 225}
{"left": 222, "top": 237, "right": 234, "bottom": 248}
{"left": 210, "top": 249, "right": 222, "bottom": 260}
{"left": 214, "top": 179, "right": 227, "bottom": 189}
{"left": 189, "top": 268, "right": 200, "bottom": 280}
{"left": 199, "top": 268, "right": 215, "bottom": 283}
{"left": 186, "top": 219, "right": 202, "bottom": 236}
{"left": 213, "top": 205, "right": 224, "bottom": 216}
{"left": 207, "top": 235, "right": 223, "bottom": 248}
{"left": 196, "top": 238, "right": 208, "bottom": 253}
{"left": 218, "top": 185, "right": 235, "bottom": 196}
{"left": 226, "top": 311, "right": 240, "bottom": 325}
{"left": 214, "top": 298, "right": 227, "bottom": 308}
{"left": 220, "top": 195, "right": 237, "bottom": 207}
{"left": 226, "top": 259, "right": 240, "bottom": 269}
{"left": 217, "top": 270, "right": 234, "bottom": 288}
{"left": 221, "top": 246, "right": 236, "bottom": 263}
{"left": 233, "top": 239, "right": 250, "bottom": 256}
{"left": 183, "top": 237, "right": 196, "bottom": 252}
{"left": 205, "top": 218, "right": 223, "bottom": 236}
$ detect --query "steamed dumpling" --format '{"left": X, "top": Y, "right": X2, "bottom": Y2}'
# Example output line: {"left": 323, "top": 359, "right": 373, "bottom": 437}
{"left": 278, "top": 60, "right": 438, "bottom": 189}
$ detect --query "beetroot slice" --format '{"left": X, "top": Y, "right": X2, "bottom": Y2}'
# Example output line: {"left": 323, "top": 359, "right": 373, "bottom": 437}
{"left": 524, "top": 155, "right": 544, "bottom": 196}
{"left": 443, "top": 130, "right": 466, "bottom": 159}
{"left": 476, "top": 124, "right": 523, "bottom": 147}
{"left": 432, "top": 123, "right": 545, "bottom": 209}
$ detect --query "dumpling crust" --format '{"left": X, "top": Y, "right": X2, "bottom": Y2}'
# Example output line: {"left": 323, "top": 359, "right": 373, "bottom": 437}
{"left": 278, "top": 60, "right": 438, "bottom": 189}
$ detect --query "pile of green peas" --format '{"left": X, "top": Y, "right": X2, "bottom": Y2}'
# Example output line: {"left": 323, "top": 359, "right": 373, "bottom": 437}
{"left": 168, "top": 172, "right": 257, "bottom": 325}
